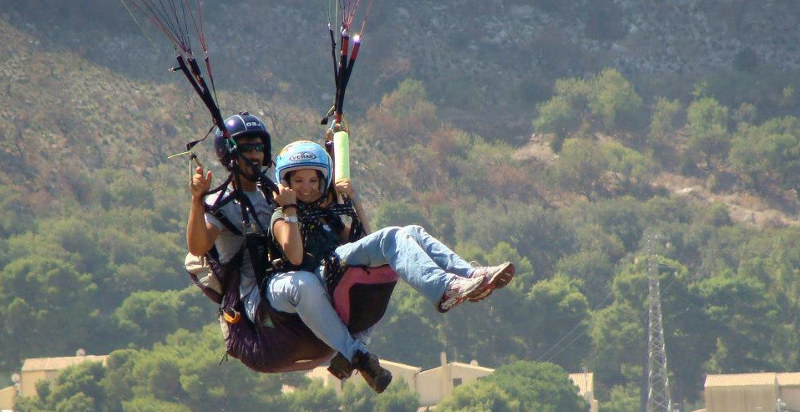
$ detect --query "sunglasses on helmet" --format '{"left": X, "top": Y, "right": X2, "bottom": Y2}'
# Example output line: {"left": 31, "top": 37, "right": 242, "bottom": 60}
{"left": 237, "top": 142, "right": 264, "bottom": 153}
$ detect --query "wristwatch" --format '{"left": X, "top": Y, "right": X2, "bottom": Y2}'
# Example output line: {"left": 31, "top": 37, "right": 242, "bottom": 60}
{"left": 284, "top": 215, "right": 299, "bottom": 224}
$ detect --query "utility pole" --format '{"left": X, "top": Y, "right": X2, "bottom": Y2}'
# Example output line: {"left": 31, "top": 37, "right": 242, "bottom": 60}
{"left": 646, "top": 234, "right": 672, "bottom": 412}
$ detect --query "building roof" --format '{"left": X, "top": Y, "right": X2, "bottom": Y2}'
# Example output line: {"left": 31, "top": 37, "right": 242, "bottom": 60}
{"left": 449, "top": 361, "right": 495, "bottom": 373}
{"left": 381, "top": 359, "right": 423, "bottom": 373}
{"left": 569, "top": 372, "right": 594, "bottom": 395}
{"left": 777, "top": 372, "right": 800, "bottom": 386}
{"left": 21, "top": 355, "right": 108, "bottom": 372}
{"left": 705, "top": 373, "right": 777, "bottom": 387}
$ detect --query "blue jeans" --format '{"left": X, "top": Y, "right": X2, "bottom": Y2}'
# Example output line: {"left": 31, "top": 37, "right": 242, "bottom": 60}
{"left": 334, "top": 225, "right": 474, "bottom": 304}
{"left": 265, "top": 225, "right": 474, "bottom": 361}
{"left": 265, "top": 270, "right": 366, "bottom": 361}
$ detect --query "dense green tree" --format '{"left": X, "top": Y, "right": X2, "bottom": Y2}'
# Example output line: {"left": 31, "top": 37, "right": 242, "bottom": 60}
{"left": 0, "top": 185, "right": 31, "bottom": 240}
{"left": 455, "top": 203, "right": 574, "bottom": 279}
{"left": 603, "top": 140, "right": 654, "bottom": 195}
{"left": 588, "top": 299, "right": 644, "bottom": 390}
{"left": 50, "top": 362, "right": 109, "bottom": 411}
{"left": 438, "top": 361, "right": 588, "bottom": 412}
{"left": 600, "top": 383, "right": 640, "bottom": 412}
{"left": 41, "top": 218, "right": 106, "bottom": 274}
{"left": 729, "top": 116, "right": 800, "bottom": 193}
{"left": 121, "top": 397, "right": 191, "bottom": 412}
{"left": 523, "top": 275, "right": 590, "bottom": 370}
{"left": 534, "top": 95, "right": 582, "bottom": 151}
{"left": 341, "top": 380, "right": 377, "bottom": 412}
{"left": 695, "top": 269, "right": 781, "bottom": 373}
{"left": 552, "top": 138, "right": 653, "bottom": 199}
{"left": 564, "top": 197, "right": 645, "bottom": 253}
{"left": 648, "top": 98, "right": 683, "bottom": 151}
{"left": 533, "top": 77, "right": 591, "bottom": 150}
{"left": 0, "top": 256, "right": 99, "bottom": 369}
{"left": 112, "top": 288, "right": 211, "bottom": 349}
{"left": 555, "top": 250, "right": 616, "bottom": 309}
{"left": 588, "top": 69, "right": 644, "bottom": 132}
{"left": 551, "top": 138, "right": 611, "bottom": 200}
{"left": 370, "top": 286, "right": 443, "bottom": 367}
{"left": 102, "top": 349, "right": 139, "bottom": 405}
{"left": 284, "top": 379, "right": 339, "bottom": 412}
{"left": 372, "top": 378, "right": 420, "bottom": 412}
{"left": 533, "top": 69, "right": 643, "bottom": 147}
{"left": 96, "top": 326, "right": 287, "bottom": 411}
{"left": 686, "top": 96, "right": 730, "bottom": 169}
{"left": 436, "top": 380, "right": 516, "bottom": 412}
{"left": 371, "top": 201, "right": 432, "bottom": 230}
{"left": 16, "top": 361, "right": 110, "bottom": 412}
{"left": 571, "top": 223, "right": 627, "bottom": 264}
{"left": 366, "top": 79, "right": 437, "bottom": 146}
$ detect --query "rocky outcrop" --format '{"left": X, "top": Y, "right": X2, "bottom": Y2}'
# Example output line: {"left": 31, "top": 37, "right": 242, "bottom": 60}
{"left": 4, "top": 0, "right": 799, "bottom": 139}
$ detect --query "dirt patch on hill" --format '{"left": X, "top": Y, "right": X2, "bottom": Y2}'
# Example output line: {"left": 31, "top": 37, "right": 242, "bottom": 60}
{"left": 515, "top": 135, "right": 800, "bottom": 228}
{"left": 657, "top": 173, "right": 800, "bottom": 228}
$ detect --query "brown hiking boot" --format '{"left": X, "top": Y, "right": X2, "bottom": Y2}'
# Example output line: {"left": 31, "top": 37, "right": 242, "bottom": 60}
{"left": 327, "top": 352, "right": 355, "bottom": 380}
{"left": 352, "top": 350, "right": 392, "bottom": 393}
{"left": 467, "top": 262, "right": 515, "bottom": 302}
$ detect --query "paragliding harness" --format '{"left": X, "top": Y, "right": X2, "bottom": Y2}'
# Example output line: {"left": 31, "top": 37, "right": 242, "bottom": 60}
{"left": 294, "top": 199, "right": 395, "bottom": 333}
{"left": 283, "top": 198, "right": 398, "bottom": 379}
{"left": 184, "top": 174, "right": 341, "bottom": 373}
{"left": 186, "top": 175, "right": 397, "bottom": 374}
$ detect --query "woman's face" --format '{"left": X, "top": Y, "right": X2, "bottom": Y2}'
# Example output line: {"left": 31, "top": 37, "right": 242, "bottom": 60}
{"left": 288, "top": 169, "right": 323, "bottom": 203}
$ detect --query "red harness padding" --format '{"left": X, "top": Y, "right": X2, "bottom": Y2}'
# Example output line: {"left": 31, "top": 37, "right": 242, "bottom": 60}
{"left": 220, "top": 264, "right": 398, "bottom": 373}
{"left": 333, "top": 265, "right": 398, "bottom": 333}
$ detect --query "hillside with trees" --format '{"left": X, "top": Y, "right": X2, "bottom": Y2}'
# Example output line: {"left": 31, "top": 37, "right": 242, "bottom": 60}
{"left": 1, "top": 1, "right": 800, "bottom": 411}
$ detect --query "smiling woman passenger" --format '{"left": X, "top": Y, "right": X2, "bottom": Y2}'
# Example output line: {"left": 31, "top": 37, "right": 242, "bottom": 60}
{"left": 267, "top": 140, "right": 516, "bottom": 393}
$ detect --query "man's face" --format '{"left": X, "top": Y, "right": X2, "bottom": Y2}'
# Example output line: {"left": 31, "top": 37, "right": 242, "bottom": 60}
{"left": 237, "top": 136, "right": 265, "bottom": 177}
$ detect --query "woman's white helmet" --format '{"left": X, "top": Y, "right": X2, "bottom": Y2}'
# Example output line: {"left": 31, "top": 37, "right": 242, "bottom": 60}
{"left": 274, "top": 140, "right": 332, "bottom": 193}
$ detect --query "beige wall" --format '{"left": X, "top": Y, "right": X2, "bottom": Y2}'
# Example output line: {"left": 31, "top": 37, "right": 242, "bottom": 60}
{"left": 381, "top": 362, "right": 421, "bottom": 393}
{"left": 20, "top": 370, "right": 56, "bottom": 398}
{"left": 705, "top": 386, "right": 776, "bottom": 412}
{"left": 569, "top": 372, "right": 598, "bottom": 412}
{"left": 0, "top": 386, "right": 16, "bottom": 411}
{"left": 415, "top": 362, "right": 494, "bottom": 406}
{"left": 416, "top": 368, "right": 445, "bottom": 405}
{"left": 779, "top": 387, "right": 800, "bottom": 410}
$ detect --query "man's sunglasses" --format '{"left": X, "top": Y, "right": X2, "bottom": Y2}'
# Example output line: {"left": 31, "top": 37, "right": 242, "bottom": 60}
{"left": 237, "top": 142, "right": 264, "bottom": 153}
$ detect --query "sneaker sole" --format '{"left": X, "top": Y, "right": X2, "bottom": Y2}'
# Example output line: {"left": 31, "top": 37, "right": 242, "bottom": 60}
{"left": 468, "top": 262, "right": 515, "bottom": 302}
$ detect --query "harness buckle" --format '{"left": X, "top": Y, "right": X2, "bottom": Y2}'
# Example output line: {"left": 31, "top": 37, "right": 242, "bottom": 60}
{"left": 242, "top": 219, "right": 258, "bottom": 235}
{"left": 222, "top": 308, "right": 242, "bottom": 324}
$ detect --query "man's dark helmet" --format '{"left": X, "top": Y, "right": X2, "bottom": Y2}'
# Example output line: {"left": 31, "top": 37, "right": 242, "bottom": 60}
{"left": 214, "top": 112, "right": 272, "bottom": 171}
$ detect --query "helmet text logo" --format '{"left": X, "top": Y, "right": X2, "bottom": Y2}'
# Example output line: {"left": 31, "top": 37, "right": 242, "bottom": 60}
{"left": 289, "top": 152, "right": 317, "bottom": 161}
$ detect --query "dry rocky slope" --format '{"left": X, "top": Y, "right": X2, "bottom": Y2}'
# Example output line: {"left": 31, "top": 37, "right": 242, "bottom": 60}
{"left": 3, "top": 1, "right": 799, "bottom": 224}
{"left": 5, "top": 0, "right": 800, "bottom": 138}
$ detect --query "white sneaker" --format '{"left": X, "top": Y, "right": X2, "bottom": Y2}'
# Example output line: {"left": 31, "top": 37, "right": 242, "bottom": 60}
{"left": 467, "top": 262, "right": 515, "bottom": 302}
{"left": 437, "top": 275, "right": 485, "bottom": 312}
